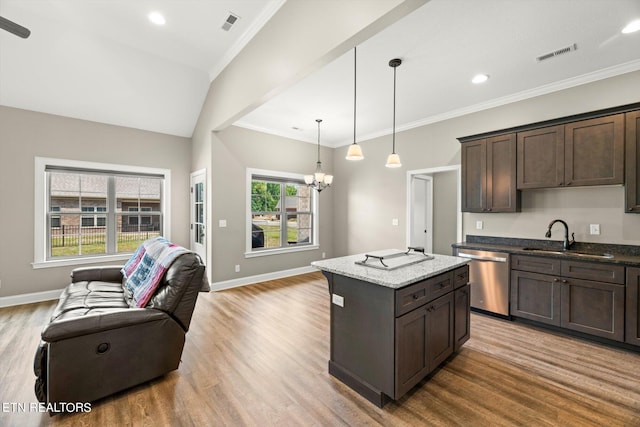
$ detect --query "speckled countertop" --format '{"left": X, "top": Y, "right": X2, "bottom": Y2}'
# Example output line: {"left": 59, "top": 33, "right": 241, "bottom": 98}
{"left": 311, "top": 250, "right": 469, "bottom": 289}
{"left": 452, "top": 235, "right": 640, "bottom": 267}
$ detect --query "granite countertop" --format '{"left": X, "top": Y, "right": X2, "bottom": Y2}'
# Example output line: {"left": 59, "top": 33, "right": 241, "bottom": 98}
{"left": 311, "top": 250, "right": 469, "bottom": 289}
{"left": 452, "top": 235, "right": 640, "bottom": 267}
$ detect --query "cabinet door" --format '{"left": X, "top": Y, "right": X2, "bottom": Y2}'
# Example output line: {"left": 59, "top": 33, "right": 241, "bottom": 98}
{"left": 426, "top": 293, "right": 455, "bottom": 371}
{"left": 454, "top": 284, "right": 471, "bottom": 352}
{"left": 395, "top": 306, "right": 429, "bottom": 398}
{"left": 625, "top": 268, "right": 640, "bottom": 346}
{"left": 517, "top": 125, "right": 564, "bottom": 189}
{"left": 486, "top": 133, "right": 519, "bottom": 212}
{"left": 510, "top": 270, "right": 561, "bottom": 326}
{"left": 461, "top": 139, "right": 486, "bottom": 212}
{"left": 564, "top": 114, "right": 624, "bottom": 187}
{"left": 560, "top": 278, "right": 624, "bottom": 342}
{"left": 626, "top": 111, "right": 640, "bottom": 213}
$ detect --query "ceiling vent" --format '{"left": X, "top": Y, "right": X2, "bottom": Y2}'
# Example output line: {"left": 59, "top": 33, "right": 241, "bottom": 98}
{"left": 222, "top": 13, "right": 239, "bottom": 31}
{"left": 536, "top": 43, "right": 578, "bottom": 62}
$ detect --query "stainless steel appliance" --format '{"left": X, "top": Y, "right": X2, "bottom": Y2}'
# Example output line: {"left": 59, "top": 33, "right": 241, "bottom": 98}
{"left": 455, "top": 248, "right": 510, "bottom": 316}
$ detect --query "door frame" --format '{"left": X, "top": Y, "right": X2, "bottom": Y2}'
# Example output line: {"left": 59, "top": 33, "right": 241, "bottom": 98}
{"left": 190, "top": 169, "right": 207, "bottom": 264}
{"left": 405, "top": 165, "right": 462, "bottom": 253}
{"left": 410, "top": 174, "right": 434, "bottom": 253}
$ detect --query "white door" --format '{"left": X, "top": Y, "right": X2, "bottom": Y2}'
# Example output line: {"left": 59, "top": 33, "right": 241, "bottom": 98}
{"left": 410, "top": 175, "right": 433, "bottom": 253}
{"left": 190, "top": 170, "right": 206, "bottom": 263}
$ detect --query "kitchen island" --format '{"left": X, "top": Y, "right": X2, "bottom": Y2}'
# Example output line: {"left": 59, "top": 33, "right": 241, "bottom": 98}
{"left": 312, "top": 250, "right": 470, "bottom": 407}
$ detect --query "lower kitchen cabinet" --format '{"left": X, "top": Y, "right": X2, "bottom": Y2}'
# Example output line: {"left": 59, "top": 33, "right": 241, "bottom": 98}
{"left": 560, "top": 278, "right": 624, "bottom": 341}
{"left": 510, "top": 270, "right": 561, "bottom": 326}
{"left": 395, "top": 292, "right": 454, "bottom": 398}
{"left": 454, "top": 284, "right": 471, "bottom": 351}
{"left": 627, "top": 268, "right": 640, "bottom": 346}
{"left": 511, "top": 255, "right": 625, "bottom": 342}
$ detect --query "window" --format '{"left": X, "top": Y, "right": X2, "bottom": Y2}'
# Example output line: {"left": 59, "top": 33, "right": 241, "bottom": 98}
{"left": 246, "top": 169, "right": 318, "bottom": 256}
{"left": 34, "top": 157, "right": 171, "bottom": 268}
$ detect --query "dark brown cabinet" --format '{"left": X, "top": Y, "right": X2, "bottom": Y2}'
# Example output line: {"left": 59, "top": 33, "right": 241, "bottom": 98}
{"left": 626, "top": 268, "right": 640, "bottom": 346}
{"left": 324, "top": 264, "right": 469, "bottom": 407}
{"left": 454, "top": 284, "right": 471, "bottom": 351}
{"left": 517, "top": 125, "right": 564, "bottom": 189}
{"left": 626, "top": 111, "right": 640, "bottom": 213}
{"left": 461, "top": 133, "right": 519, "bottom": 212}
{"left": 565, "top": 115, "right": 625, "bottom": 187}
{"left": 511, "top": 255, "right": 625, "bottom": 341}
{"left": 395, "top": 292, "right": 454, "bottom": 398}
{"left": 516, "top": 115, "right": 624, "bottom": 190}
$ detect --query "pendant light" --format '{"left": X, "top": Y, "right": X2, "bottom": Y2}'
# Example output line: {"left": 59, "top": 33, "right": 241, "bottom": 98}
{"left": 386, "top": 58, "right": 402, "bottom": 168}
{"left": 346, "top": 46, "right": 364, "bottom": 161}
{"left": 304, "top": 119, "right": 333, "bottom": 192}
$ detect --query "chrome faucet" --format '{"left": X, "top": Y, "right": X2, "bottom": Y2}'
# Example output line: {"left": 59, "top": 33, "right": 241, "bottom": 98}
{"left": 545, "top": 219, "right": 575, "bottom": 250}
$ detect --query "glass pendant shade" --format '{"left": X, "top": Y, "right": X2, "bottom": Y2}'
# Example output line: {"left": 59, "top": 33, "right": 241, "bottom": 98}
{"left": 346, "top": 46, "right": 364, "bottom": 161}
{"left": 385, "top": 153, "right": 402, "bottom": 168}
{"left": 304, "top": 175, "right": 314, "bottom": 184}
{"left": 324, "top": 174, "right": 333, "bottom": 185}
{"left": 346, "top": 143, "right": 364, "bottom": 160}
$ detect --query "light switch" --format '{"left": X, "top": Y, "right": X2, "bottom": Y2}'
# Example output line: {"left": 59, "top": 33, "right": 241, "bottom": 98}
{"left": 590, "top": 224, "right": 600, "bottom": 235}
{"left": 219, "top": 219, "right": 227, "bottom": 228}
{"left": 476, "top": 221, "right": 483, "bottom": 230}
{"left": 392, "top": 218, "right": 399, "bottom": 226}
{"left": 332, "top": 293, "right": 344, "bottom": 307}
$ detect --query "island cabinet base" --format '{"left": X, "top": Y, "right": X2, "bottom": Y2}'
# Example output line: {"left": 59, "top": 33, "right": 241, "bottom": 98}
{"left": 321, "top": 264, "right": 470, "bottom": 407}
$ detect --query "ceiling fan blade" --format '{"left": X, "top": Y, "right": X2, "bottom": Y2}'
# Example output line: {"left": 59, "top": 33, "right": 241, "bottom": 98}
{"left": 0, "top": 15, "right": 31, "bottom": 39}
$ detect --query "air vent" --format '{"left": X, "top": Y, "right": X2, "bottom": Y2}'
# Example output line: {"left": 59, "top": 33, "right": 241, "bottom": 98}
{"left": 536, "top": 43, "right": 578, "bottom": 62}
{"left": 222, "top": 13, "right": 239, "bottom": 31}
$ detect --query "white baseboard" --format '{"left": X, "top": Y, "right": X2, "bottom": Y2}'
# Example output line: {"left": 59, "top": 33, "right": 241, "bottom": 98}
{"left": 0, "top": 289, "right": 63, "bottom": 308}
{"left": 0, "top": 266, "right": 319, "bottom": 307}
{"left": 210, "top": 266, "right": 317, "bottom": 291}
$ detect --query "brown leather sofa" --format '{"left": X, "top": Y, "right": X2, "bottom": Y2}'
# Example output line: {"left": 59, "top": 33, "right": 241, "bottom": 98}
{"left": 33, "top": 252, "right": 208, "bottom": 406}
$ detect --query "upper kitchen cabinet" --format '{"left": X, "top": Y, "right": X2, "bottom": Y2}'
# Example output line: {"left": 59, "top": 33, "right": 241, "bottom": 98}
{"left": 461, "top": 133, "right": 520, "bottom": 213}
{"left": 564, "top": 114, "right": 624, "bottom": 187}
{"left": 517, "top": 115, "right": 624, "bottom": 189}
{"left": 626, "top": 110, "right": 640, "bottom": 213}
{"left": 517, "top": 125, "right": 564, "bottom": 189}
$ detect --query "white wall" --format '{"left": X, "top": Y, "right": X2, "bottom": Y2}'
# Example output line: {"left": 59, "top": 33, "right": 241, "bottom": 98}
{"left": 0, "top": 106, "right": 192, "bottom": 299}
{"left": 332, "top": 70, "right": 640, "bottom": 256}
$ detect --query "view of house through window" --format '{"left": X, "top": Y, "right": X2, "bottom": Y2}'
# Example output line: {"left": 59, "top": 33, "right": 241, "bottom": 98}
{"left": 250, "top": 175, "right": 313, "bottom": 252}
{"left": 47, "top": 170, "right": 163, "bottom": 258}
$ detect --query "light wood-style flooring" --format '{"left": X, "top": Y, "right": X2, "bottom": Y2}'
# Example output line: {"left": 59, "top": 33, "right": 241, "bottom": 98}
{"left": 1, "top": 271, "right": 639, "bottom": 426}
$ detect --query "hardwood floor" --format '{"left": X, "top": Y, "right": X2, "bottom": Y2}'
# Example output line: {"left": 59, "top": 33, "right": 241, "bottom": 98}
{"left": 1, "top": 271, "right": 639, "bottom": 426}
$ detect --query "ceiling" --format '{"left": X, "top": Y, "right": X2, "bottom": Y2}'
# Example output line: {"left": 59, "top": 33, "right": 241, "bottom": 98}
{"left": 1, "top": 0, "right": 640, "bottom": 144}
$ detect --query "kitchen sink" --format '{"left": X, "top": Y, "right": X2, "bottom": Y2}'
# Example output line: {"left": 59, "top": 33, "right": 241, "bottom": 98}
{"left": 521, "top": 248, "right": 614, "bottom": 259}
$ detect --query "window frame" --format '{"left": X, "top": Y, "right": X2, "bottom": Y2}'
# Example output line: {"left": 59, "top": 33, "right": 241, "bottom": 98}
{"left": 245, "top": 168, "right": 319, "bottom": 258}
{"left": 33, "top": 157, "right": 171, "bottom": 269}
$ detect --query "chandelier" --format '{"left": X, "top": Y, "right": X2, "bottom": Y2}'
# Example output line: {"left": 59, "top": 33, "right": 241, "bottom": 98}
{"left": 304, "top": 119, "right": 333, "bottom": 192}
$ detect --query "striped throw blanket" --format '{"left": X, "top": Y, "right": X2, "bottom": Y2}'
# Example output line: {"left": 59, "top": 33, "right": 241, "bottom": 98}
{"left": 122, "top": 237, "right": 190, "bottom": 308}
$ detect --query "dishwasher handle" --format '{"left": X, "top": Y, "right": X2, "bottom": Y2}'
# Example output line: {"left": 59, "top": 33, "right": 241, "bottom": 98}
{"left": 457, "top": 252, "right": 508, "bottom": 263}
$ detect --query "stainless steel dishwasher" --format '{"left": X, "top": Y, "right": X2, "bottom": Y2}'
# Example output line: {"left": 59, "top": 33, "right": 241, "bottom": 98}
{"left": 455, "top": 248, "right": 510, "bottom": 317}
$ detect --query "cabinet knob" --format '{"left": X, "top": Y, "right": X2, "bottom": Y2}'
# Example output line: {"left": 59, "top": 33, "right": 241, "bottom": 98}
{"left": 562, "top": 279, "right": 568, "bottom": 283}
{"left": 553, "top": 278, "right": 559, "bottom": 282}
{"left": 413, "top": 294, "right": 419, "bottom": 300}
{"left": 629, "top": 207, "right": 634, "bottom": 212}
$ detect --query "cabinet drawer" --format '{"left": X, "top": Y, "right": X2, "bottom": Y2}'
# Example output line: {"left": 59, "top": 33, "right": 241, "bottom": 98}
{"left": 453, "top": 265, "right": 469, "bottom": 289}
{"left": 561, "top": 260, "right": 624, "bottom": 284}
{"left": 396, "top": 271, "right": 453, "bottom": 317}
{"left": 511, "top": 254, "right": 561, "bottom": 275}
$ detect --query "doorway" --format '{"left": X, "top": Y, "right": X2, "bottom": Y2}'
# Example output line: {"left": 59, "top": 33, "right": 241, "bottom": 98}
{"left": 190, "top": 169, "right": 207, "bottom": 263}
{"left": 406, "top": 166, "right": 461, "bottom": 255}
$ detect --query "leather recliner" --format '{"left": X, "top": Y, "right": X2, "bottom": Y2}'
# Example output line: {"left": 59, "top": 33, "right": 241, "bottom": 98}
{"left": 33, "top": 252, "right": 208, "bottom": 405}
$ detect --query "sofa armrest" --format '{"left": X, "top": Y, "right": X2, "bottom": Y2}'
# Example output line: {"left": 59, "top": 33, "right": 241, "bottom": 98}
{"left": 70, "top": 265, "right": 124, "bottom": 283}
{"left": 41, "top": 309, "right": 168, "bottom": 342}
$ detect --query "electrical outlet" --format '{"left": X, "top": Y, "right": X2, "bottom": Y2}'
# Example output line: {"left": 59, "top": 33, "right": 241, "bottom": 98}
{"left": 392, "top": 218, "right": 399, "bottom": 226}
{"left": 0, "top": 279, "right": 2, "bottom": 289}
{"left": 234, "top": 264, "right": 240, "bottom": 273}
{"left": 332, "top": 294, "right": 344, "bottom": 307}
{"left": 219, "top": 219, "right": 227, "bottom": 228}
{"left": 590, "top": 224, "right": 600, "bottom": 235}
{"left": 322, "top": 252, "right": 326, "bottom": 259}
{"left": 476, "top": 221, "right": 483, "bottom": 230}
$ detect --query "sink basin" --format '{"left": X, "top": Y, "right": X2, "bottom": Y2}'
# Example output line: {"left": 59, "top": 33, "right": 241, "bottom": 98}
{"left": 522, "top": 248, "right": 614, "bottom": 259}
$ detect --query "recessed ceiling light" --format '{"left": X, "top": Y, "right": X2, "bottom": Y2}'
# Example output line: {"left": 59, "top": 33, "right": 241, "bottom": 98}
{"left": 622, "top": 19, "right": 640, "bottom": 34}
{"left": 472, "top": 74, "right": 489, "bottom": 84}
{"left": 148, "top": 11, "right": 166, "bottom": 26}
